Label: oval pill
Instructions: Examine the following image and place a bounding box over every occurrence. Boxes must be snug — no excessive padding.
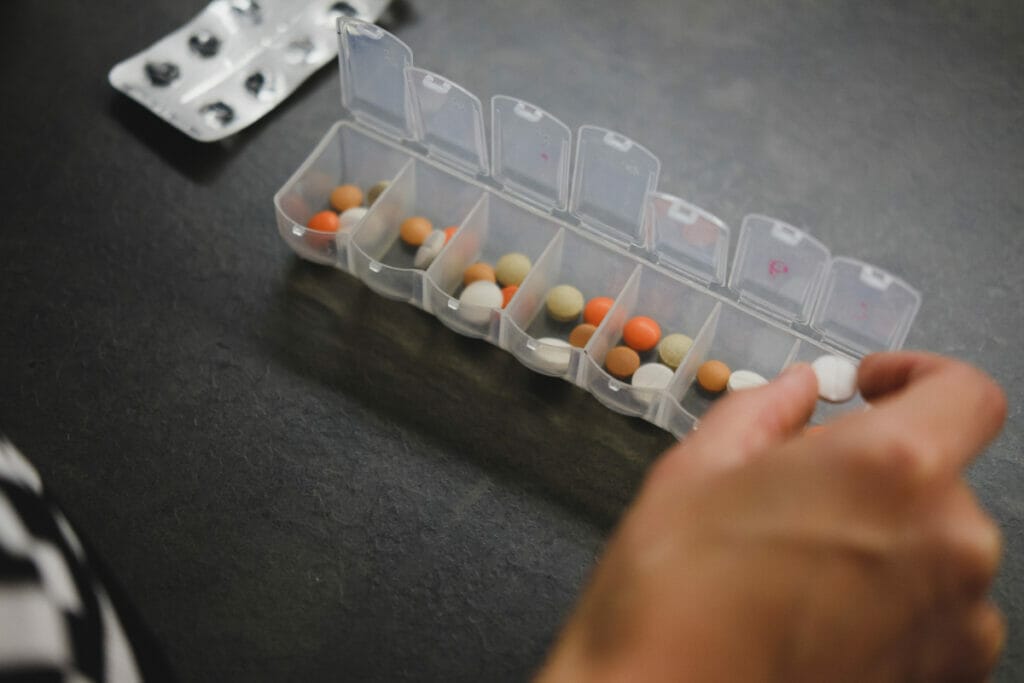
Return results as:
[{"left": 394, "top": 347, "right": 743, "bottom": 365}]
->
[
  {"left": 658, "top": 333, "right": 694, "bottom": 369},
  {"left": 632, "top": 363, "right": 675, "bottom": 391},
  {"left": 605, "top": 346, "right": 641, "bottom": 379},
  {"left": 329, "top": 184, "right": 363, "bottom": 212},
  {"left": 623, "top": 316, "right": 662, "bottom": 352},
  {"left": 583, "top": 297, "right": 615, "bottom": 326},
  {"left": 697, "top": 360, "right": 731, "bottom": 393},
  {"left": 458, "top": 281, "right": 503, "bottom": 325},
  {"left": 812, "top": 355, "right": 858, "bottom": 403},
  {"left": 307, "top": 210, "right": 339, "bottom": 233},
  {"left": 501, "top": 285, "right": 518, "bottom": 308},
  {"left": 568, "top": 323, "right": 597, "bottom": 348},
  {"left": 338, "top": 206, "right": 368, "bottom": 231},
  {"left": 413, "top": 230, "right": 446, "bottom": 269},
  {"left": 399, "top": 216, "right": 433, "bottom": 246},
  {"left": 546, "top": 285, "right": 585, "bottom": 322},
  {"left": 727, "top": 369, "right": 769, "bottom": 392},
  {"left": 535, "top": 337, "right": 572, "bottom": 372},
  {"left": 463, "top": 262, "right": 496, "bottom": 286},
  {"left": 495, "top": 253, "right": 532, "bottom": 286}
]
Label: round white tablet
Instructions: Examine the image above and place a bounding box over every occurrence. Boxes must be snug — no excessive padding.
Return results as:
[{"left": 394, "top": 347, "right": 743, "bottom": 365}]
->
[
  {"left": 631, "top": 362, "right": 675, "bottom": 391},
  {"left": 727, "top": 369, "right": 769, "bottom": 392},
  {"left": 338, "top": 206, "right": 368, "bottom": 231},
  {"left": 535, "top": 337, "right": 572, "bottom": 371},
  {"left": 413, "top": 230, "right": 445, "bottom": 269},
  {"left": 812, "top": 354, "right": 858, "bottom": 403},
  {"left": 457, "top": 281, "right": 503, "bottom": 324}
]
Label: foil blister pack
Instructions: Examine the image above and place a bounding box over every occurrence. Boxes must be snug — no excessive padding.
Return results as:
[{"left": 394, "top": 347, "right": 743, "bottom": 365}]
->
[{"left": 108, "top": 0, "right": 391, "bottom": 142}]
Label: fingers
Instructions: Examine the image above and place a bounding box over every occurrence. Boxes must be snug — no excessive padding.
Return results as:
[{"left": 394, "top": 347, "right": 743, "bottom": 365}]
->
[
  {"left": 821, "top": 352, "right": 1006, "bottom": 484},
  {"left": 651, "top": 363, "right": 818, "bottom": 486},
  {"left": 912, "top": 601, "right": 1005, "bottom": 683}
]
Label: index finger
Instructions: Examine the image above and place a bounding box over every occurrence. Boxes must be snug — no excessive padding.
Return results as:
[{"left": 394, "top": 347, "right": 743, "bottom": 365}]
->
[{"left": 822, "top": 352, "right": 1006, "bottom": 482}]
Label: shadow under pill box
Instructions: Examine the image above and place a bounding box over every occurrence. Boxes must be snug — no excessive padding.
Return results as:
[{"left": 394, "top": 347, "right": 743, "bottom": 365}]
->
[{"left": 274, "top": 19, "right": 922, "bottom": 438}]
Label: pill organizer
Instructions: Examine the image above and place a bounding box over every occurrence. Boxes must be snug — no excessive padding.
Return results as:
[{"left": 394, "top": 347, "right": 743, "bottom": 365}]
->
[
  {"left": 109, "top": 0, "right": 391, "bottom": 141},
  {"left": 274, "top": 19, "right": 922, "bottom": 437}
]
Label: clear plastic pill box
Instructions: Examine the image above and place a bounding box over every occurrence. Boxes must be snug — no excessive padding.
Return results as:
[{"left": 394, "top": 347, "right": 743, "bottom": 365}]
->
[{"left": 274, "top": 19, "right": 922, "bottom": 437}]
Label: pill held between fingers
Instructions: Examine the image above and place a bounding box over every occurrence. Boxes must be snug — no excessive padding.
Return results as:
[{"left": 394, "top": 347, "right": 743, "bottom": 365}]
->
[
  {"left": 623, "top": 316, "right": 662, "bottom": 352},
  {"left": 569, "top": 323, "right": 597, "bottom": 348},
  {"left": 458, "top": 281, "right": 503, "bottom": 325},
  {"left": 338, "top": 207, "right": 368, "bottom": 231},
  {"left": 812, "top": 354, "right": 859, "bottom": 403},
  {"left": 330, "top": 184, "right": 363, "bottom": 212},
  {"left": 463, "top": 262, "right": 496, "bottom": 286},
  {"left": 399, "top": 216, "right": 433, "bottom": 246},
  {"left": 697, "top": 360, "right": 731, "bottom": 393},
  {"left": 658, "top": 333, "right": 694, "bottom": 369},
  {"left": 367, "top": 181, "right": 389, "bottom": 205},
  {"left": 546, "top": 285, "right": 585, "bottom": 322},
  {"left": 727, "top": 369, "right": 769, "bottom": 392},
  {"left": 501, "top": 285, "right": 518, "bottom": 308},
  {"left": 605, "top": 346, "right": 641, "bottom": 380},
  {"left": 583, "top": 297, "right": 615, "bottom": 326},
  {"left": 535, "top": 337, "right": 573, "bottom": 371},
  {"left": 413, "top": 230, "right": 446, "bottom": 269},
  {"left": 632, "top": 363, "right": 675, "bottom": 391},
  {"left": 495, "top": 253, "right": 532, "bottom": 286}
]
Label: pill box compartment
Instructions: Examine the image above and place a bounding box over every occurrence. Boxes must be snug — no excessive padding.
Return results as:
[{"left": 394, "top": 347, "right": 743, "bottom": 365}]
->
[
  {"left": 273, "top": 19, "right": 923, "bottom": 436},
  {"left": 501, "top": 230, "right": 638, "bottom": 378},
  {"left": 425, "top": 194, "right": 561, "bottom": 341},
  {"left": 274, "top": 122, "right": 410, "bottom": 266}
]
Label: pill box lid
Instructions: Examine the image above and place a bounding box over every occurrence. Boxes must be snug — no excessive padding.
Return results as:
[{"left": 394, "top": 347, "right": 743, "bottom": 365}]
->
[
  {"left": 570, "top": 126, "right": 661, "bottom": 249},
  {"left": 337, "top": 19, "right": 414, "bottom": 139},
  {"left": 406, "top": 67, "right": 488, "bottom": 176},
  {"left": 811, "top": 257, "right": 922, "bottom": 354},
  {"left": 646, "top": 193, "right": 729, "bottom": 286},
  {"left": 729, "top": 214, "right": 831, "bottom": 323},
  {"left": 491, "top": 96, "right": 572, "bottom": 211}
]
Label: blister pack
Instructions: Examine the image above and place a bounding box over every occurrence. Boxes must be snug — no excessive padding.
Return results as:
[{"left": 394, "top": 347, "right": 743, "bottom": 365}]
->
[{"left": 108, "top": 0, "right": 391, "bottom": 141}]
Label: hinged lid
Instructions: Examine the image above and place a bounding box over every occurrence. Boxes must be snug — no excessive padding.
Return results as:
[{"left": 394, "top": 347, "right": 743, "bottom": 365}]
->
[
  {"left": 812, "top": 257, "right": 921, "bottom": 353},
  {"left": 405, "top": 67, "right": 488, "bottom": 175},
  {"left": 729, "top": 214, "right": 830, "bottom": 323},
  {"left": 570, "top": 126, "right": 660, "bottom": 248},
  {"left": 337, "top": 18, "right": 413, "bottom": 138},
  {"left": 490, "top": 96, "right": 571, "bottom": 211},
  {"left": 646, "top": 193, "right": 729, "bottom": 285}
]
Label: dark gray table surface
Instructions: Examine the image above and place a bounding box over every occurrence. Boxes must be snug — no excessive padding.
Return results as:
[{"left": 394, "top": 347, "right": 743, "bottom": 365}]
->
[{"left": 2, "top": 1, "right": 1022, "bottom": 680}]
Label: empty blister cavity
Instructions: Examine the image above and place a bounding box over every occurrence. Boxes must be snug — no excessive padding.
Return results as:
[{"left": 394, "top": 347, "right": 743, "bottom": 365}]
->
[
  {"left": 274, "top": 122, "right": 411, "bottom": 265},
  {"left": 583, "top": 266, "right": 717, "bottom": 419},
  {"left": 348, "top": 159, "right": 484, "bottom": 303},
  {"left": 425, "top": 194, "right": 560, "bottom": 340},
  {"left": 501, "top": 232, "right": 637, "bottom": 378}
]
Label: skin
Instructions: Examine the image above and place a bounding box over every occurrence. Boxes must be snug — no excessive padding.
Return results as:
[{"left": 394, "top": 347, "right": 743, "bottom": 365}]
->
[{"left": 538, "top": 352, "right": 1007, "bottom": 683}]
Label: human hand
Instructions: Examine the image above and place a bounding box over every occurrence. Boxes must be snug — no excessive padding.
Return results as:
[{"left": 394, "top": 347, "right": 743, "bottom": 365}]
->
[{"left": 538, "top": 352, "right": 1006, "bottom": 682}]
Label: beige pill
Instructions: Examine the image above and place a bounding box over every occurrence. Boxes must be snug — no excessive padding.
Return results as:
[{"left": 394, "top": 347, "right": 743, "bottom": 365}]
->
[
  {"left": 697, "top": 360, "right": 731, "bottom": 393},
  {"left": 545, "top": 284, "right": 584, "bottom": 322},
  {"left": 658, "top": 333, "right": 694, "bottom": 369},
  {"left": 495, "top": 252, "right": 532, "bottom": 286}
]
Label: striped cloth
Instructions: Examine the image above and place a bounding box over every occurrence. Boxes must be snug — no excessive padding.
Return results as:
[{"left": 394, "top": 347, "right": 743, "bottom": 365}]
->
[{"left": 0, "top": 438, "right": 142, "bottom": 682}]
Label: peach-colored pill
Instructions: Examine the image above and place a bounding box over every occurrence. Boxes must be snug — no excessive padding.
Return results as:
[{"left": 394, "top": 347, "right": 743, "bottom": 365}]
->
[
  {"left": 569, "top": 323, "right": 597, "bottom": 348},
  {"left": 329, "top": 184, "right": 363, "bottom": 212},
  {"left": 463, "top": 262, "right": 496, "bottom": 286},
  {"left": 605, "top": 346, "right": 641, "bottom": 379},
  {"left": 697, "top": 360, "right": 731, "bottom": 393},
  {"left": 400, "top": 216, "right": 433, "bottom": 246}
]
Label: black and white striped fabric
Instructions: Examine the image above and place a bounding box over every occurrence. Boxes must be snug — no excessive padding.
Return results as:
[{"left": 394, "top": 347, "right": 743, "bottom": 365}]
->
[{"left": 0, "top": 438, "right": 141, "bottom": 682}]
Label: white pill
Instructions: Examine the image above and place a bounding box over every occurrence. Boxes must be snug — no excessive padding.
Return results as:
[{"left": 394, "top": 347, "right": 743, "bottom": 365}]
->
[
  {"left": 457, "top": 281, "right": 503, "bottom": 325},
  {"left": 534, "top": 337, "right": 572, "bottom": 371},
  {"left": 727, "top": 369, "right": 769, "bottom": 392},
  {"left": 812, "top": 355, "right": 858, "bottom": 403},
  {"left": 413, "top": 230, "right": 445, "bottom": 269},
  {"left": 338, "top": 206, "right": 368, "bottom": 231},
  {"left": 631, "top": 363, "right": 675, "bottom": 391}
]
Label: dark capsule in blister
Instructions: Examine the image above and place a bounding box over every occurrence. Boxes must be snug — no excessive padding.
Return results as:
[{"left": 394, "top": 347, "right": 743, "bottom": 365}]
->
[
  {"left": 200, "top": 101, "right": 235, "bottom": 127},
  {"left": 188, "top": 30, "right": 221, "bottom": 58},
  {"left": 145, "top": 61, "right": 180, "bottom": 86}
]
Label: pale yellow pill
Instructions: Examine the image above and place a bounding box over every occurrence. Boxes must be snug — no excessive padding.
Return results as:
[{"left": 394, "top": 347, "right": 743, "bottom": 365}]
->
[
  {"left": 658, "top": 333, "right": 694, "bottom": 369},
  {"left": 495, "top": 252, "right": 532, "bottom": 286},
  {"left": 545, "top": 285, "right": 584, "bottom": 322}
]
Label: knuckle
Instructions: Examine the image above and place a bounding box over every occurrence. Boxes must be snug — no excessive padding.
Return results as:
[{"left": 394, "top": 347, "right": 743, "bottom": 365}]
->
[
  {"left": 856, "top": 424, "right": 935, "bottom": 485},
  {"left": 941, "top": 515, "right": 1002, "bottom": 594}
]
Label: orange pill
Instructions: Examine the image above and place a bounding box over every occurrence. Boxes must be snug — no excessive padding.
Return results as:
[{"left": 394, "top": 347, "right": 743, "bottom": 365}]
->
[
  {"left": 605, "top": 346, "right": 641, "bottom": 379},
  {"left": 569, "top": 323, "right": 597, "bottom": 348},
  {"left": 584, "top": 297, "right": 615, "bottom": 326},
  {"left": 501, "top": 285, "right": 518, "bottom": 308},
  {"left": 329, "top": 184, "right": 363, "bottom": 212},
  {"left": 623, "top": 316, "right": 662, "bottom": 352},
  {"left": 696, "top": 360, "right": 731, "bottom": 393},
  {"left": 443, "top": 226, "right": 459, "bottom": 244},
  {"left": 307, "top": 210, "right": 339, "bottom": 233},
  {"left": 463, "top": 262, "right": 496, "bottom": 286},
  {"left": 399, "top": 216, "right": 433, "bottom": 246}
]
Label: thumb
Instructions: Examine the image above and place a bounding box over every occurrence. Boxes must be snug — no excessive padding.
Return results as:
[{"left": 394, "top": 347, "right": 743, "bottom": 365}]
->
[{"left": 651, "top": 363, "right": 819, "bottom": 488}]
